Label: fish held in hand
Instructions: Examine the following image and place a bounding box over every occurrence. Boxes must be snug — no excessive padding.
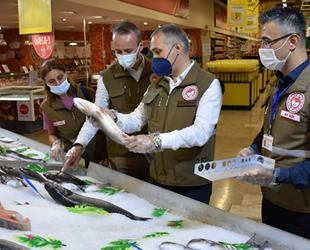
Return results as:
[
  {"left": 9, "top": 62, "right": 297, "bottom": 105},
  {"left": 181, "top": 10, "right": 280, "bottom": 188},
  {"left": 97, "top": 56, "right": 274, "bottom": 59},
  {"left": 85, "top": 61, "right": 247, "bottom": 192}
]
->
[
  {"left": 73, "top": 97, "right": 156, "bottom": 163},
  {"left": 44, "top": 181, "right": 151, "bottom": 221},
  {"left": 73, "top": 97, "right": 127, "bottom": 145}
]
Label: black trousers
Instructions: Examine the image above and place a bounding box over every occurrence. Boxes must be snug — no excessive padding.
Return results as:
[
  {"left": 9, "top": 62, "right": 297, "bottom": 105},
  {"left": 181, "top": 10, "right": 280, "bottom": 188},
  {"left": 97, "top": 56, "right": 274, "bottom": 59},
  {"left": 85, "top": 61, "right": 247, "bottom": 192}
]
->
[
  {"left": 262, "top": 198, "right": 310, "bottom": 239},
  {"left": 150, "top": 178, "right": 212, "bottom": 204}
]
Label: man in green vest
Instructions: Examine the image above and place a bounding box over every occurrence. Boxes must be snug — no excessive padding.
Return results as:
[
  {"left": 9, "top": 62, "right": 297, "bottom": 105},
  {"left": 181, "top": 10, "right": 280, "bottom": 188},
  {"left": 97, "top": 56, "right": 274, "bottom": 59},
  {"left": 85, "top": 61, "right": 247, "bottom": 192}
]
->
[
  {"left": 237, "top": 7, "right": 310, "bottom": 239},
  {"left": 63, "top": 21, "right": 153, "bottom": 182},
  {"left": 95, "top": 24, "right": 224, "bottom": 204}
]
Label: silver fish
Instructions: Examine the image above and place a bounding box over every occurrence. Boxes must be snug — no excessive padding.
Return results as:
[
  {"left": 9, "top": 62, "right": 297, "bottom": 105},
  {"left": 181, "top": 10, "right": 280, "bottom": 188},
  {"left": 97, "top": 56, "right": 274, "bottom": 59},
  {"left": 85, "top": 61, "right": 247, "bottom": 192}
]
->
[
  {"left": 160, "top": 241, "right": 192, "bottom": 250},
  {"left": 73, "top": 98, "right": 156, "bottom": 164},
  {"left": 44, "top": 181, "right": 151, "bottom": 221},
  {"left": 0, "top": 146, "right": 44, "bottom": 163},
  {"left": 0, "top": 166, "right": 27, "bottom": 187},
  {"left": 19, "top": 167, "right": 46, "bottom": 183},
  {"left": 187, "top": 239, "right": 228, "bottom": 250},
  {"left": 43, "top": 170, "right": 109, "bottom": 192},
  {"left": 0, "top": 139, "right": 25, "bottom": 148},
  {"left": 0, "top": 239, "right": 31, "bottom": 250}
]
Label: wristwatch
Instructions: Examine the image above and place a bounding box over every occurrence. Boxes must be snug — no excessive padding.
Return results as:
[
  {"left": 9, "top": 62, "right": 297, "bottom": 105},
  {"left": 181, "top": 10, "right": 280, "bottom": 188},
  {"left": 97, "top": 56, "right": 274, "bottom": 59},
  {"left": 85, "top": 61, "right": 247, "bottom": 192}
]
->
[{"left": 152, "top": 133, "right": 162, "bottom": 152}]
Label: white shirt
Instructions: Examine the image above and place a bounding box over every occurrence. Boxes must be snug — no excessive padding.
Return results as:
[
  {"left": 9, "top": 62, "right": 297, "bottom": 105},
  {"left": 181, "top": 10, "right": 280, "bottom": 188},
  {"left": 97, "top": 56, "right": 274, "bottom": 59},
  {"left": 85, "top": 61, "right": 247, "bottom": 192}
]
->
[
  {"left": 117, "top": 61, "right": 223, "bottom": 150},
  {"left": 75, "top": 56, "right": 146, "bottom": 147}
]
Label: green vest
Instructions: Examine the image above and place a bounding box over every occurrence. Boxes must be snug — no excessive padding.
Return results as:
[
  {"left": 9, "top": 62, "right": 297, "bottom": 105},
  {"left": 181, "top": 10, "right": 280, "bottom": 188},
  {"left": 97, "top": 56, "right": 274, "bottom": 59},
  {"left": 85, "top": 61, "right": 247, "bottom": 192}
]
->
[
  {"left": 41, "top": 87, "right": 107, "bottom": 164},
  {"left": 100, "top": 56, "right": 153, "bottom": 156},
  {"left": 262, "top": 64, "right": 310, "bottom": 213},
  {"left": 142, "top": 62, "right": 223, "bottom": 186}
]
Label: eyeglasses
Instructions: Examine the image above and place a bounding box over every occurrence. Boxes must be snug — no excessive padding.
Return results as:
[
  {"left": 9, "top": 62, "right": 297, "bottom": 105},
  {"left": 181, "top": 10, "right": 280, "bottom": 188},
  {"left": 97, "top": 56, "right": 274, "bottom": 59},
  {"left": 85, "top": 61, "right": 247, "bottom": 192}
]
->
[{"left": 259, "top": 33, "right": 298, "bottom": 48}]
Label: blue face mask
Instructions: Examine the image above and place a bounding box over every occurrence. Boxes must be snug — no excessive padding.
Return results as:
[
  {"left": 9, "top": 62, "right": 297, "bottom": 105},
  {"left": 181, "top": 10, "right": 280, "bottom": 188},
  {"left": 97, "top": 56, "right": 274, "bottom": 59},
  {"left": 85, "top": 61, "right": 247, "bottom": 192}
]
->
[
  {"left": 49, "top": 78, "right": 70, "bottom": 96},
  {"left": 151, "top": 45, "right": 179, "bottom": 77}
]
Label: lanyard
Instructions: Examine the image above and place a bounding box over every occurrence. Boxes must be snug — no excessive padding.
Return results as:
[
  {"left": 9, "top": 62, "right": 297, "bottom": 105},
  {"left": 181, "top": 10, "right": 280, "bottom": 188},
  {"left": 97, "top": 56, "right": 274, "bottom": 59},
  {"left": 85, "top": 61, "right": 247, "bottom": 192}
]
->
[{"left": 269, "top": 83, "right": 293, "bottom": 134}]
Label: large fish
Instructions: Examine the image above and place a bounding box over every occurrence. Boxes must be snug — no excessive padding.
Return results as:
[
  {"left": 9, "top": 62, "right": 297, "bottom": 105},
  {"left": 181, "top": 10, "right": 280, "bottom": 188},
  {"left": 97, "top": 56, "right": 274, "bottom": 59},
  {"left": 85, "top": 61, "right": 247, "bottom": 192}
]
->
[
  {"left": 73, "top": 98, "right": 156, "bottom": 163},
  {"left": 43, "top": 170, "right": 109, "bottom": 192},
  {"left": 0, "top": 239, "right": 31, "bottom": 250},
  {"left": 44, "top": 181, "right": 151, "bottom": 221},
  {"left": 159, "top": 241, "right": 192, "bottom": 250}
]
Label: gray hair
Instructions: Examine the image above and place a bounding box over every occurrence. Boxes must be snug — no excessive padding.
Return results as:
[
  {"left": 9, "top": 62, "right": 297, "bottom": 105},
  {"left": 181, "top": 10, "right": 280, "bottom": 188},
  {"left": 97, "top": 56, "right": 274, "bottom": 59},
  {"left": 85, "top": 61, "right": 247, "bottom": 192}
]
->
[
  {"left": 151, "top": 24, "right": 189, "bottom": 55},
  {"left": 259, "top": 6, "right": 306, "bottom": 48},
  {"left": 113, "top": 21, "right": 141, "bottom": 45}
]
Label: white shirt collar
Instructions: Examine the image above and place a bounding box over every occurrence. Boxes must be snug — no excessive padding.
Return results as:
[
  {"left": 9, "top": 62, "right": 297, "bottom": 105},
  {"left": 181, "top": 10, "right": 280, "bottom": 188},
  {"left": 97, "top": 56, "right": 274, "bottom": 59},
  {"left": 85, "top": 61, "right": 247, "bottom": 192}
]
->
[{"left": 165, "top": 60, "right": 194, "bottom": 87}]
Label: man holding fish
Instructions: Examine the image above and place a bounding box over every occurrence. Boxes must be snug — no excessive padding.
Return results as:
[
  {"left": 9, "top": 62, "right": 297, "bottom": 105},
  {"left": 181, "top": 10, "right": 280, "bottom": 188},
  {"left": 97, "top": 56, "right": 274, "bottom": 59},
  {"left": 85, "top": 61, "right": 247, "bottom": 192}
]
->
[
  {"left": 73, "top": 24, "right": 224, "bottom": 204},
  {"left": 64, "top": 21, "right": 153, "bottom": 182}
]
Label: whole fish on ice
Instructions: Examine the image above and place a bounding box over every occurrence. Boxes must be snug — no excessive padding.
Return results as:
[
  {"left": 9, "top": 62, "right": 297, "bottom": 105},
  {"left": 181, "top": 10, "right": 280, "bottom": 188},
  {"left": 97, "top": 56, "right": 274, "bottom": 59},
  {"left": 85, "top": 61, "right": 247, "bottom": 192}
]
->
[
  {"left": 0, "top": 238, "right": 31, "bottom": 250},
  {"left": 44, "top": 181, "right": 151, "bottom": 221},
  {"left": 0, "top": 138, "right": 25, "bottom": 148},
  {"left": 159, "top": 241, "right": 192, "bottom": 250},
  {"left": 19, "top": 167, "right": 46, "bottom": 183},
  {"left": 0, "top": 146, "right": 44, "bottom": 163},
  {"left": 43, "top": 170, "right": 109, "bottom": 192},
  {"left": 0, "top": 166, "right": 27, "bottom": 187},
  {"left": 73, "top": 98, "right": 156, "bottom": 163}
]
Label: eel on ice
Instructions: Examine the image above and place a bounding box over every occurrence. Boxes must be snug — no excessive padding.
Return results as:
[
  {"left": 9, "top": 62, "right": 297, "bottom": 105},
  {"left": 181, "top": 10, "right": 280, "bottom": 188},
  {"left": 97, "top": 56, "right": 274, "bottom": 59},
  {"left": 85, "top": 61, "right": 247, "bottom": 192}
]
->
[{"left": 44, "top": 181, "right": 151, "bottom": 221}]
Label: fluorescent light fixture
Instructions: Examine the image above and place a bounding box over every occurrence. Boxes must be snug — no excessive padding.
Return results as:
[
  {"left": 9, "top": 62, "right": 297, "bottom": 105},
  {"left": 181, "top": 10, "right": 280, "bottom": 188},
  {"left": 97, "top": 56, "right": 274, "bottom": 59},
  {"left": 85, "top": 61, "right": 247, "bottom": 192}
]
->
[
  {"left": 283, "top": 3, "right": 287, "bottom": 6},
  {"left": 69, "top": 37, "right": 77, "bottom": 46},
  {"left": 88, "top": 21, "right": 92, "bottom": 24},
  {"left": 143, "top": 22, "right": 148, "bottom": 25},
  {"left": 0, "top": 33, "right": 7, "bottom": 46},
  {"left": 282, "top": 0, "right": 286, "bottom": 2}
]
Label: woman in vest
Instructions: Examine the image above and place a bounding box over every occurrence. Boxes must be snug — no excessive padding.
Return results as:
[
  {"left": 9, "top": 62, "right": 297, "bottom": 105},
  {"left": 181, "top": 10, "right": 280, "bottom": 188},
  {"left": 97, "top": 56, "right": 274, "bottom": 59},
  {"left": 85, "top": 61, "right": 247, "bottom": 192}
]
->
[{"left": 40, "top": 59, "right": 107, "bottom": 168}]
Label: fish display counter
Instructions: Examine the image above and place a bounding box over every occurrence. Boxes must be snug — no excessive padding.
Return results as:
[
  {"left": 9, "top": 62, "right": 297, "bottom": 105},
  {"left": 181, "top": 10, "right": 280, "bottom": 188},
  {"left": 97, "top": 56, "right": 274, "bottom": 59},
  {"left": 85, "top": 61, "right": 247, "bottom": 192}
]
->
[{"left": 0, "top": 128, "right": 310, "bottom": 250}]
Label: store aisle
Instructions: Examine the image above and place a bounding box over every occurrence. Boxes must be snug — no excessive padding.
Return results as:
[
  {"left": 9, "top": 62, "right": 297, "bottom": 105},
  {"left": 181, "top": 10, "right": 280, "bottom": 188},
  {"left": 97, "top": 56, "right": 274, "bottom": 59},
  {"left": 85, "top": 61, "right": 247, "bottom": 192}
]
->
[{"left": 22, "top": 84, "right": 270, "bottom": 221}]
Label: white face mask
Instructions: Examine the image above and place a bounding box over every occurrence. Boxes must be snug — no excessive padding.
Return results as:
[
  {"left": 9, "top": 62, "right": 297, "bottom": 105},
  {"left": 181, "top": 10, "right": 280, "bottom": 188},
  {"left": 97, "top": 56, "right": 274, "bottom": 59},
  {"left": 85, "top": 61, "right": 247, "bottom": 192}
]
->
[
  {"left": 259, "top": 36, "right": 291, "bottom": 71},
  {"left": 49, "top": 78, "right": 70, "bottom": 96},
  {"left": 116, "top": 45, "right": 140, "bottom": 69}
]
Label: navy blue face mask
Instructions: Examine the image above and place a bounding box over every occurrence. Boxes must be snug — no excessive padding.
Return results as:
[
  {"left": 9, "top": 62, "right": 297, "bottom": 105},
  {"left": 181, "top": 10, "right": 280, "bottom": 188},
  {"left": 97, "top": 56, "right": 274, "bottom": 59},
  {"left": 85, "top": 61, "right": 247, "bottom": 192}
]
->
[{"left": 151, "top": 45, "right": 179, "bottom": 77}]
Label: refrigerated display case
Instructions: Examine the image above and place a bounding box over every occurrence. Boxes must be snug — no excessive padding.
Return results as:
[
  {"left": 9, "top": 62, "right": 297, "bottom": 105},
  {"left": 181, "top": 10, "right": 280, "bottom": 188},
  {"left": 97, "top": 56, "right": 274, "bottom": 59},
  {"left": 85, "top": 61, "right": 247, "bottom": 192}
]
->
[{"left": 0, "top": 86, "right": 44, "bottom": 133}]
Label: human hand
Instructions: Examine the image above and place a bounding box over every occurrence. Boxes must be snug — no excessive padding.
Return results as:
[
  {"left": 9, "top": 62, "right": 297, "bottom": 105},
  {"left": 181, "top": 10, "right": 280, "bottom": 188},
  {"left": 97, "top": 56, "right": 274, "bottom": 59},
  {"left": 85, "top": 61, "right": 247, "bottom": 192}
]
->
[
  {"left": 61, "top": 145, "right": 83, "bottom": 172},
  {"left": 236, "top": 168, "right": 280, "bottom": 187},
  {"left": 50, "top": 139, "right": 64, "bottom": 162},
  {"left": 124, "top": 135, "right": 156, "bottom": 154},
  {"left": 237, "top": 147, "right": 255, "bottom": 157}
]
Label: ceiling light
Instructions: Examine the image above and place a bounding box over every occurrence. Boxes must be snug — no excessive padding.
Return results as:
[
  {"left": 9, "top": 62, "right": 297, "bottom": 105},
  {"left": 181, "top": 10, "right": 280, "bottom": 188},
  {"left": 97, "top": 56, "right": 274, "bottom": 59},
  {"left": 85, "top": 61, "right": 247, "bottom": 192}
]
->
[
  {"left": 282, "top": 0, "right": 286, "bottom": 2},
  {"left": 0, "top": 33, "right": 7, "bottom": 46},
  {"left": 158, "top": 25, "right": 161, "bottom": 28},
  {"left": 62, "top": 18, "right": 66, "bottom": 21},
  {"left": 143, "top": 22, "right": 148, "bottom": 25},
  {"left": 69, "top": 37, "right": 77, "bottom": 46},
  {"left": 283, "top": 3, "right": 287, "bottom": 7},
  {"left": 88, "top": 21, "right": 92, "bottom": 24},
  {"left": 24, "top": 34, "right": 32, "bottom": 45}
]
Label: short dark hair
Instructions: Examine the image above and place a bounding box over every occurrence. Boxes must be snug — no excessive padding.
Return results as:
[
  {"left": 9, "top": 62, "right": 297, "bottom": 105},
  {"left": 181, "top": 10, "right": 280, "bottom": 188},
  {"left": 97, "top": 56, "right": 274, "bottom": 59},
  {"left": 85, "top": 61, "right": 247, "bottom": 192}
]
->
[
  {"left": 259, "top": 6, "right": 306, "bottom": 48},
  {"left": 113, "top": 21, "right": 141, "bottom": 45},
  {"left": 151, "top": 24, "right": 189, "bottom": 55}
]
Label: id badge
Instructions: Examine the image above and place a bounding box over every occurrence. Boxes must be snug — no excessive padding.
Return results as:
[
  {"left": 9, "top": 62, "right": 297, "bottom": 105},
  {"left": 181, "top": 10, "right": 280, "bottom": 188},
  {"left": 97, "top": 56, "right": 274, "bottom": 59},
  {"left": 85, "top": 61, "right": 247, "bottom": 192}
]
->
[{"left": 262, "top": 134, "right": 273, "bottom": 151}]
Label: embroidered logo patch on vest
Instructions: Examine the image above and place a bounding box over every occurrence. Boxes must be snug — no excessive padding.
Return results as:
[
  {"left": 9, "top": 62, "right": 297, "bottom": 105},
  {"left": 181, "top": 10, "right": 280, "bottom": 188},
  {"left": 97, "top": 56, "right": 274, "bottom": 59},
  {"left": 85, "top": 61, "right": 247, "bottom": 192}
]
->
[
  {"left": 53, "top": 120, "right": 66, "bottom": 126},
  {"left": 286, "top": 92, "right": 305, "bottom": 114},
  {"left": 149, "top": 73, "right": 158, "bottom": 83},
  {"left": 182, "top": 85, "right": 198, "bottom": 100}
]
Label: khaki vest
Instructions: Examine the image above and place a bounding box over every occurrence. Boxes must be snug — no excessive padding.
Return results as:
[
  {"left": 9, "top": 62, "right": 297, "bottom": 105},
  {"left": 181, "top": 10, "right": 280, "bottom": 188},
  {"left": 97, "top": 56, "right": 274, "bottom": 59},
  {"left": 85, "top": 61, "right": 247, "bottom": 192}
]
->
[
  {"left": 262, "top": 64, "right": 310, "bottom": 213},
  {"left": 41, "top": 87, "right": 107, "bottom": 163},
  {"left": 142, "top": 62, "right": 223, "bottom": 186},
  {"left": 100, "top": 56, "right": 153, "bottom": 156}
]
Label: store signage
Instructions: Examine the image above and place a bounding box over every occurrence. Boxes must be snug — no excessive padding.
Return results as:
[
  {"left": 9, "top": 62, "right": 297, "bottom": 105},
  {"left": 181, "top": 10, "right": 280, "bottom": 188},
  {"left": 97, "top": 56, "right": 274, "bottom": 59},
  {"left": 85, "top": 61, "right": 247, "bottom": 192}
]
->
[
  {"left": 32, "top": 29, "right": 54, "bottom": 59},
  {"left": 17, "top": 101, "right": 34, "bottom": 121}
]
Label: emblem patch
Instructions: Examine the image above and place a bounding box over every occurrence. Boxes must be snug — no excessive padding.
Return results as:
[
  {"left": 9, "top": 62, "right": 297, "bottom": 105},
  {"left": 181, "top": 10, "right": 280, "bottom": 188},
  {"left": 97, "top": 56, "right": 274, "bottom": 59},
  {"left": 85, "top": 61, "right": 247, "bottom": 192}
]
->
[
  {"left": 286, "top": 92, "right": 305, "bottom": 114},
  {"left": 149, "top": 73, "right": 158, "bottom": 83},
  {"left": 182, "top": 85, "right": 198, "bottom": 100},
  {"left": 53, "top": 120, "right": 66, "bottom": 126}
]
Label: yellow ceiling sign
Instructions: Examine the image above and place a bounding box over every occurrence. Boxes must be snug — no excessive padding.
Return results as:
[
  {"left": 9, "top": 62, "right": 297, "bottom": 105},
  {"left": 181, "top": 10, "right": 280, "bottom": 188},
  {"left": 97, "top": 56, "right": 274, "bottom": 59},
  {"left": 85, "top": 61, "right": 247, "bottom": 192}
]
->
[
  {"left": 227, "top": 0, "right": 247, "bottom": 27},
  {"left": 18, "top": 0, "right": 52, "bottom": 34}
]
